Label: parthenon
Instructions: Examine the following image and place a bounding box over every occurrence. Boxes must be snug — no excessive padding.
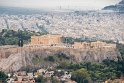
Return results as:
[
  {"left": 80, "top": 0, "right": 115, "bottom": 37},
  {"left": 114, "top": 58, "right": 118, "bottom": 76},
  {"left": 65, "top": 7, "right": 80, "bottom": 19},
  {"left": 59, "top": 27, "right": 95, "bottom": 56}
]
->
[{"left": 31, "top": 34, "right": 62, "bottom": 46}]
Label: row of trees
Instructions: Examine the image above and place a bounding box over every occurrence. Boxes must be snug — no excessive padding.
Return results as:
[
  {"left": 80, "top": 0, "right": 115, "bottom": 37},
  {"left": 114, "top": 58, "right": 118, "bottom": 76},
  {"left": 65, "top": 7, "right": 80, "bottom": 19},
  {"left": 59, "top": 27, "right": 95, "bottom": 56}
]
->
[
  {"left": 0, "top": 29, "right": 44, "bottom": 45},
  {"left": 70, "top": 59, "right": 124, "bottom": 83}
]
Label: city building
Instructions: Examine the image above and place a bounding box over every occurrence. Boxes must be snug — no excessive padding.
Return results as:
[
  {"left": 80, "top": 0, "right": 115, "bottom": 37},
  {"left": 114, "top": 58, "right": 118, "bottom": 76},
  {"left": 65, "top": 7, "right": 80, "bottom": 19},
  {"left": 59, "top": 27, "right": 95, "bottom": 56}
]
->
[{"left": 7, "top": 71, "right": 35, "bottom": 83}]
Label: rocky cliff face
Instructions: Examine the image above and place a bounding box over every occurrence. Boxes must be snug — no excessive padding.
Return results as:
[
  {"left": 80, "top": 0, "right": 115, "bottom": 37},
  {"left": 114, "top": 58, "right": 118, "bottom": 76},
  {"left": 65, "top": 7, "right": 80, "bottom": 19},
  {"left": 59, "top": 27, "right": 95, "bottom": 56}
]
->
[
  {"left": 103, "top": 0, "right": 124, "bottom": 12},
  {"left": 0, "top": 45, "right": 121, "bottom": 72}
]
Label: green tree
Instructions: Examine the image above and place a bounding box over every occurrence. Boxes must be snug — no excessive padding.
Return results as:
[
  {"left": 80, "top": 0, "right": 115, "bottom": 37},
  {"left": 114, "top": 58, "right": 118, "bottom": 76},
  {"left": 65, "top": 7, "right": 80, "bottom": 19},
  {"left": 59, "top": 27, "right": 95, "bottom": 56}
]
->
[
  {"left": 44, "top": 56, "right": 55, "bottom": 62},
  {"left": 0, "top": 71, "right": 8, "bottom": 83},
  {"left": 71, "top": 68, "right": 91, "bottom": 83}
]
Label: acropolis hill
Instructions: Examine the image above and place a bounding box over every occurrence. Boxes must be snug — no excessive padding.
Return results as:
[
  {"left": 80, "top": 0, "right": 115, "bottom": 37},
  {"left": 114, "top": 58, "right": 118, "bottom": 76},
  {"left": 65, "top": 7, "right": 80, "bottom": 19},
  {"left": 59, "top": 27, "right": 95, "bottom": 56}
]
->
[{"left": 0, "top": 34, "right": 121, "bottom": 72}]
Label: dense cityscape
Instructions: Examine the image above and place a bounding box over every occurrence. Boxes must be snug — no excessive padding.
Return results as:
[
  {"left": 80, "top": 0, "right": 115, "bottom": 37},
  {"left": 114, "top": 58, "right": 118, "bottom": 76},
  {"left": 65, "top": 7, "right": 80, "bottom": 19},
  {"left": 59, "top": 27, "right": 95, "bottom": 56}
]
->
[
  {"left": 0, "top": 11, "right": 124, "bottom": 41},
  {"left": 0, "top": 0, "right": 124, "bottom": 83}
]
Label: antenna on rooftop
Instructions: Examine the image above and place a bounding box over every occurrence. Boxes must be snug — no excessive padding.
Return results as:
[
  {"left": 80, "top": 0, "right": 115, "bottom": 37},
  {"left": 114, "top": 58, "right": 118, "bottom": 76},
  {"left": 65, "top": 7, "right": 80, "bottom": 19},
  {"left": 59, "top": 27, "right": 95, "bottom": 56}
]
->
[
  {"left": 67, "top": 0, "right": 70, "bottom": 10},
  {"left": 58, "top": 0, "right": 61, "bottom": 10},
  {"left": 60, "top": 6, "right": 62, "bottom": 10}
]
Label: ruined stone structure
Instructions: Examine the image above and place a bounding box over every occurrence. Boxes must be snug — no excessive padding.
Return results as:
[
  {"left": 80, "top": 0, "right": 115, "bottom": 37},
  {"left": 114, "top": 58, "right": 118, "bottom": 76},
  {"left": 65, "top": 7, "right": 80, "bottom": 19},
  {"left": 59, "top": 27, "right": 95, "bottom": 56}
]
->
[
  {"left": 31, "top": 34, "right": 62, "bottom": 46},
  {"left": 73, "top": 41, "right": 116, "bottom": 49},
  {"left": 30, "top": 34, "right": 116, "bottom": 49},
  {"left": 72, "top": 42, "right": 90, "bottom": 49}
]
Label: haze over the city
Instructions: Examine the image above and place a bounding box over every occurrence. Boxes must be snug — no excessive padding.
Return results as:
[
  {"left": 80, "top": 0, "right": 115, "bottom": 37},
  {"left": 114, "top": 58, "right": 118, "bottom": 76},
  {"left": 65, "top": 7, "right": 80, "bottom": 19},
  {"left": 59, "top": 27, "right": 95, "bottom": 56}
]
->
[{"left": 0, "top": 0, "right": 121, "bottom": 10}]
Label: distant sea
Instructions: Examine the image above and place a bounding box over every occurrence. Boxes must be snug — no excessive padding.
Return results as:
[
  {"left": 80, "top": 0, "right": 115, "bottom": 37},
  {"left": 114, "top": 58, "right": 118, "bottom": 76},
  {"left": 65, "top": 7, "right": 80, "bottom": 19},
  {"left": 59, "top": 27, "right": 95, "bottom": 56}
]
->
[
  {"left": 0, "top": 6, "right": 124, "bottom": 15},
  {"left": 0, "top": 6, "right": 50, "bottom": 15}
]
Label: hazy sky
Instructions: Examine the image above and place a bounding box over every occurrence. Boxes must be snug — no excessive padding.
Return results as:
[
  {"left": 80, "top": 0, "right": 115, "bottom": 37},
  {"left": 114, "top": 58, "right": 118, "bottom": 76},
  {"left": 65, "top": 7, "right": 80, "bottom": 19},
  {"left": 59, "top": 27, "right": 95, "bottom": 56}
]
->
[{"left": 0, "top": 0, "right": 121, "bottom": 10}]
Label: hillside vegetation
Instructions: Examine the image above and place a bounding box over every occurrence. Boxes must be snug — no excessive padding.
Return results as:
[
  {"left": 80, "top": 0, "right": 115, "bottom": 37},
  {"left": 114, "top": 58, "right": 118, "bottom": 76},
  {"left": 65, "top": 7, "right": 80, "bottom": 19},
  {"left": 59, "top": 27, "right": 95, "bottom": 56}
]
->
[{"left": 0, "top": 29, "right": 45, "bottom": 45}]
